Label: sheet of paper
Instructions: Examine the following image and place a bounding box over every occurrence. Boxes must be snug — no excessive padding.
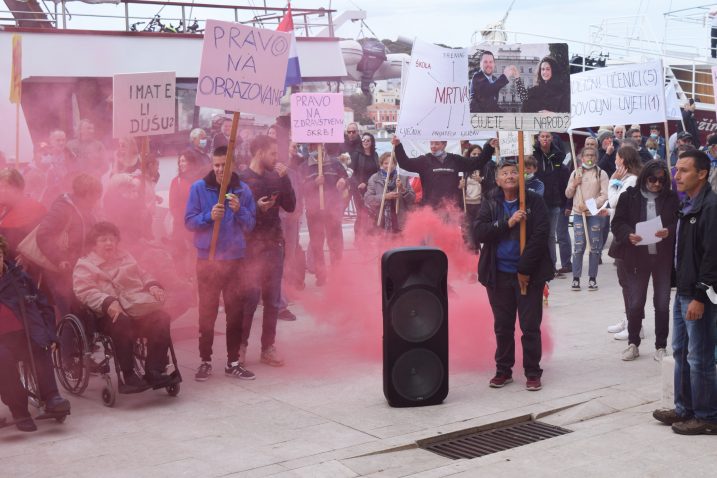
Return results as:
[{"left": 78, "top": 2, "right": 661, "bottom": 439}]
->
[
  {"left": 707, "top": 286, "right": 717, "bottom": 305},
  {"left": 585, "top": 198, "right": 599, "bottom": 216},
  {"left": 635, "top": 216, "right": 663, "bottom": 246}
]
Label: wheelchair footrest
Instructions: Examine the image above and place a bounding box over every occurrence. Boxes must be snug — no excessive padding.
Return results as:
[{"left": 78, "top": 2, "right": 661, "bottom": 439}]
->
[{"left": 36, "top": 411, "right": 70, "bottom": 421}]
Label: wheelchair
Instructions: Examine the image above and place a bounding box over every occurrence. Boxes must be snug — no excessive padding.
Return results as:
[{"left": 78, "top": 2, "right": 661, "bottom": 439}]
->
[{"left": 53, "top": 310, "right": 182, "bottom": 407}]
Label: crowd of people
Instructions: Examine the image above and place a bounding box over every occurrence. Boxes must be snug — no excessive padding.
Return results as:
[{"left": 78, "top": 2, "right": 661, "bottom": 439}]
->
[{"left": 1, "top": 108, "right": 717, "bottom": 436}]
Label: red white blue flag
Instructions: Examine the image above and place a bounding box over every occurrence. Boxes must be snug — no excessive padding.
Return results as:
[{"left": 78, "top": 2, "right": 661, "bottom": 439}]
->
[{"left": 277, "top": 3, "right": 302, "bottom": 87}]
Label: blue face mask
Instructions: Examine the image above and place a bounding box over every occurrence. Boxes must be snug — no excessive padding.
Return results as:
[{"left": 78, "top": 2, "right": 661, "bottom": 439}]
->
[
  {"left": 650, "top": 133, "right": 658, "bottom": 139},
  {"left": 491, "top": 155, "right": 497, "bottom": 163},
  {"left": 525, "top": 173, "right": 535, "bottom": 180},
  {"left": 648, "top": 149, "right": 657, "bottom": 157},
  {"left": 431, "top": 150, "right": 445, "bottom": 158},
  {"left": 199, "top": 138, "right": 208, "bottom": 149}
]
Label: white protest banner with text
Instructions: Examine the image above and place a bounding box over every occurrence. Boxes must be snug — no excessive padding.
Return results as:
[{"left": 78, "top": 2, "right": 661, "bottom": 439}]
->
[
  {"left": 112, "top": 71, "right": 176, "bottom": 138},
  {"left": 397, "top": 39, "right": 474, "bottom": 140},
  {"left": 290, "top": 93, "right": 344, "bottom": 143},
  {"left": 570, "top": 60, "right": 665, "bottom": 129},
  {"left": 196, "top": 20, "right": 291, "bottom": 116}
]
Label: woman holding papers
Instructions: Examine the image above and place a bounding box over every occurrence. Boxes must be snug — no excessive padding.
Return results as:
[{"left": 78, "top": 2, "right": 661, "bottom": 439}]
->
[
  {"left": 605, "top": 146, "right": 643, "bottom": 340},
  {"left": 565, "top": 146, "right": 609, "bottom": 291},
  {"left": 609, "top": 160, "right": 678, "bottom": 362}
]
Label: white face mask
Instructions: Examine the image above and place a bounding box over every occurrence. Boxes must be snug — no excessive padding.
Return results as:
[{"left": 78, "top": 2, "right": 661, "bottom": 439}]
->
[
  {"left": 491, "top": 155, "right": 497, "bottom": 163},
  {"left": 525, "top": 173, "right": 535, "bottom": 180}
]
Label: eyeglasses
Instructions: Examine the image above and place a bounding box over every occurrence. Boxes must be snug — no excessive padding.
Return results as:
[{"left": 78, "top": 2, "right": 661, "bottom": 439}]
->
[{"left": 347, "top": 130, "right": 358, "bottom": 134}]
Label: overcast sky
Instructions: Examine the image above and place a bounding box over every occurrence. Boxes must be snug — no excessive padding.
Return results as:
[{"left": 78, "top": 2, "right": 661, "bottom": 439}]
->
[{"left": 30, "top": 0, "right": 717, "bottom": 59}]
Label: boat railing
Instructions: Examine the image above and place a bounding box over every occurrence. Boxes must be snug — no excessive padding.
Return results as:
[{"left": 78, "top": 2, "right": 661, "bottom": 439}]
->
[{"left": 0, "top": 0, "right": 338, "bottom": 36}]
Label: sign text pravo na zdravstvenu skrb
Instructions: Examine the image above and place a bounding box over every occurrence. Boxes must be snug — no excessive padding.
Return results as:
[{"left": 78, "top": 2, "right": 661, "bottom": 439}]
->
[{"left": 292, "top": 94, "right": 344, "bottom": 139}]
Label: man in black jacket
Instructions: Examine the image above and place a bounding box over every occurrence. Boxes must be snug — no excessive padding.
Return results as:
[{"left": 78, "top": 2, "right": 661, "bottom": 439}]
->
[
  {"left": 390, "top": 136, "right": 496, "bottom": 210},
  {"left": 239, "top": 135, "right": 296, "bottom": 367},
  {"left": 469, "top": 51, "right": 518, "bottom": 113},
  {"left": 653, "top": 150, "right": 717, "bottom": 435},
  {"left": 474, "top": 159, "right": 553, "bottom": 392},
  {"left": 533, "top": 132, "right": 569, "bottom": 272}
]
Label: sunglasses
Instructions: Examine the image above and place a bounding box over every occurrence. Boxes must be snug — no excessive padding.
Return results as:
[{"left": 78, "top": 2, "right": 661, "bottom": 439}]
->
[
  {"left": 347, "top": 130, "right": 358, "bottom": 134},
  {"left": 647, "top": 175, "right": 665, "bottom": 184}
]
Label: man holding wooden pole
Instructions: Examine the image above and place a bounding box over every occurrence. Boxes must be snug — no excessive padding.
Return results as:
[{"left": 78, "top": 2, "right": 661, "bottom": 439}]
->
[
  {"left": 185, "top": 144, "right": 256, "bottom": 382},
  {"left": 474, "top": 157, "right": 553, "bottom": 392}
]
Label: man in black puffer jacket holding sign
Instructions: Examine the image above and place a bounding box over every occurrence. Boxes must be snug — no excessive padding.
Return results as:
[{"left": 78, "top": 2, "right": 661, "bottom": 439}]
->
[{"left": 474, "top": 159, "right": 553, "bottom": 393}]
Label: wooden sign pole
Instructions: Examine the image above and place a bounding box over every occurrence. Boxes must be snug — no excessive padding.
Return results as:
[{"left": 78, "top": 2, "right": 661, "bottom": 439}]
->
[
  {"left": 209, "top": 111, "right": 240, "bottom": 260},
  {"left": 318, "top": 144, "right": 325, "bottom": 211},
  {"left": 518, "top": 131, "right": 527, "bottom": 295}
]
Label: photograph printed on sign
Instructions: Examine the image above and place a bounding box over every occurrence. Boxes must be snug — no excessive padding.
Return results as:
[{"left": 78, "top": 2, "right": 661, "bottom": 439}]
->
[{"left": 468, "top": 43, "right": 570, "bottom": 132}]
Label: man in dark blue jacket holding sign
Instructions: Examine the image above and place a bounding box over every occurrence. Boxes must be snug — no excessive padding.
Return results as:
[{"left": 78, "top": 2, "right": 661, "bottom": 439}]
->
[
  {"left": 185, "top": 145, "right": 256, "bottom": 382},
  {"left": 474, "top": 159, "right": 553, "bottom": 392}
]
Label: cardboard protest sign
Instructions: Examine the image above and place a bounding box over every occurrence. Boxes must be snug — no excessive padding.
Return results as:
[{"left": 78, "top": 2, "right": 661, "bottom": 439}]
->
[
  {"left": 469, "top": 43, "right": 570, "bottom": 132},
  {"left": 397, "top": 39, "right": 475, "bottom": 140},
  {"left": 499, "top": 131, "right": 535, "bottom": 157},
  {"left": 290, "top": 93, "right": 344, "bottom": 143},
  {"left": 112, "top": 71, "right": 176, "bottom": 138},
  {"left": 570, "top": 60, "right": 665, "bottom": 129},
  {"left": 196, "top": 20, "right": 291, "bottom": 116}
]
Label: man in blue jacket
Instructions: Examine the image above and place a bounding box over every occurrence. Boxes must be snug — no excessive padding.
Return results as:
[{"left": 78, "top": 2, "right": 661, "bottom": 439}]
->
[{"left": 185, "top": 145, "right": 256, "bottom": 382}]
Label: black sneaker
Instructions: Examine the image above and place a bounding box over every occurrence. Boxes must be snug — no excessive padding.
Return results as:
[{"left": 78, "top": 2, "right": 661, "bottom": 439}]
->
[
  {"left": 588, "top": 278, "right": 598, "bottom": 291},
  {"left": 195, "top": 362, "right": 212, "bottom": 382},
  {"left": 225, "top": 362, "right": 256, "bottom": 380},
  {"left": 571, "top": 279, "right": 580, "bottom": 291},
  {"left": 557, "top": 265, "right": 572, "bottom": 274}
]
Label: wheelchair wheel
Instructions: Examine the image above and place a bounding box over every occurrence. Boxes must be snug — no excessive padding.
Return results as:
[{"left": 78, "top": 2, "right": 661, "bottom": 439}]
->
[
  {"left": 18, "top": 361, "right": 40, "bottom": 409},
  {"left": 166, "top": 382, "right": 180, "bottom": 397},
  {"left": 101, "top": 376, "right": 116, "bottom": 407},
  {"left": 54, "top": 314, "right": 91, "bottom": 395}
]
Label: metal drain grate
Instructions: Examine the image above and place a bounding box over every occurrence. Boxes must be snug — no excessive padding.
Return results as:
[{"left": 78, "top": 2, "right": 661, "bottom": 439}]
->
[{"left": 420, "top": 420, "right": 572, "bottom": 460}]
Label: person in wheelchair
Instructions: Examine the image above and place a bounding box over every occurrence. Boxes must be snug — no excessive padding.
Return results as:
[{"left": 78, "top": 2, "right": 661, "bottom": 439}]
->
[
  {"left": 0, "top": 235, "right": 71, "bottom": 432},
  {"left": 72, "top": 222, "right": 175, "bottom": 393}
]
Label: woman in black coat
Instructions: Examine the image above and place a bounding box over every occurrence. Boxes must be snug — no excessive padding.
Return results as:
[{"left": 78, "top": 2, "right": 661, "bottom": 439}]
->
[
  {"left": 609, "top": 160, "right": 679, "bottom": 362},
  {"left": 349, "top": 132, "right": 379, "bottom": 241}
]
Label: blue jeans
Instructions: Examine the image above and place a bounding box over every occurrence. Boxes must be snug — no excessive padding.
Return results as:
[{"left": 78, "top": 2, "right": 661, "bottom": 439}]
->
[
  {"left": 556, "top": 210, "right": 572, "bottom": 268},
  {"left": 672, "top": 294, "right": 717, "bottom": 421},
  {"left": 572, "top": 214, "right": 603, "bottom": 280},
  {"left": 547, "top": 207, "right": 560, "bottom": 267}
]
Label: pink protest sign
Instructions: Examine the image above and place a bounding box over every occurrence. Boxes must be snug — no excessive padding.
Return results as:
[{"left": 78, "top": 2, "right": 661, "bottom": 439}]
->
[
  {"left": 112, "top": 71, "right": 176, "bottom": 138},
  {"left": 290, "top": 93, "right": 345, "bottom": 143},
  {"left": 196, "top": 20, "right": 291, "bottom": 116}
]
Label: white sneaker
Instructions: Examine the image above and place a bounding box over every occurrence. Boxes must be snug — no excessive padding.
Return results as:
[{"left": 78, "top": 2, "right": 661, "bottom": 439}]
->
[
  {"left": 614, "top": 326, "right": 644, "bottom": 341},
  {"left": 607, "top": 319, "right": 627, "bottom": 334},
  {"left": 654, "top": 348, "right": 668, "bottom": 362},
  {"left": 622, "top": 344, "right": 639, "bottom": 361}
]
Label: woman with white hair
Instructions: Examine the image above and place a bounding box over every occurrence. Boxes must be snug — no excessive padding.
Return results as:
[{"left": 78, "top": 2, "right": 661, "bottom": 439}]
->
[{"left": 189, "top": 128, "right": 210, "bottom": 166}]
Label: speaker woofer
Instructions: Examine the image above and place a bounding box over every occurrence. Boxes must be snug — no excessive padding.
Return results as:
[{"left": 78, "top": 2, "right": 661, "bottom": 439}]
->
[
  {"left": 391, "top": 348, "right": 445, "bottom": 401},
  {"left": 390, "top": 287, "right": 444, "bottom": 343}
]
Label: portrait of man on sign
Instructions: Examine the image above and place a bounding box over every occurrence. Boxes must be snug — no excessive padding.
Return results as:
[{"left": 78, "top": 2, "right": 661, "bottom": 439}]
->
[{"left": 469, "top": 50, "right": 519, "bottom": 113}]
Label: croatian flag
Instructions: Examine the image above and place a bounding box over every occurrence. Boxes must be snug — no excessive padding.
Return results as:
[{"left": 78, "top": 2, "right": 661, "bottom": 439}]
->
[{"left": 277, "top": 3, "right": 302, "bottom": 87}]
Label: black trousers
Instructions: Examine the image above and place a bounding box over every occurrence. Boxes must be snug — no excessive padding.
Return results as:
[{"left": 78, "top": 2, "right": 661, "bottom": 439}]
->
[
  {"left": 624, "top": 257, "right": 672, "bottom": 349},
  {"left": 102, "top": 310, "right": 171, "bottom": 374},
  {"left": 0, "top": 331, "right": 59, "bottom": 418},
  {"left": 486, "top": 271, "right": 544, "bottom": 378},
  {"left": 196, "top": 259, "right": 246, "bottom": 363}
]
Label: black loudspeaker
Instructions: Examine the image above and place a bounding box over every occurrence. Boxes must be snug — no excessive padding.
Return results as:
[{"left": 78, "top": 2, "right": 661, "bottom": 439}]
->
[{"left": 382, "top": 247, "right": 448, "bottom": 407}]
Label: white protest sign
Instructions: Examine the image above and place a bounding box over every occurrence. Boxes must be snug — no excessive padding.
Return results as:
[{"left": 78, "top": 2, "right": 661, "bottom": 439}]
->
[
  {"left": 112, "top": 71, "right": 176, "bottom": 138},
  {"left": 570, "top": 60, "right": 665, "bottom": 129},
  {"left": 665, "top": 81, "right": 682, "bottom": 121},
  {"left": 397, "top": 39, "right": 474, "bottom": 140},
  {"left": 290, "top": 93, "right": 344, "bottom": 143},
  {"left": 196, "top": 20, "right": 291, "bottom": 116},
  {"left": 498, "top": 131, "right": 535, "bottom": 157}
]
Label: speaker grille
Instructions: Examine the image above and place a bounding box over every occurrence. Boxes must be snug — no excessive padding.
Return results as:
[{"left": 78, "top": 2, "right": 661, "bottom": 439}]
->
[
  {"left": 390, "top": 288, "right": 445, "bottom": 343},
  {"left": 391, "top": 348, "right": 445, "bottom": 401}
]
